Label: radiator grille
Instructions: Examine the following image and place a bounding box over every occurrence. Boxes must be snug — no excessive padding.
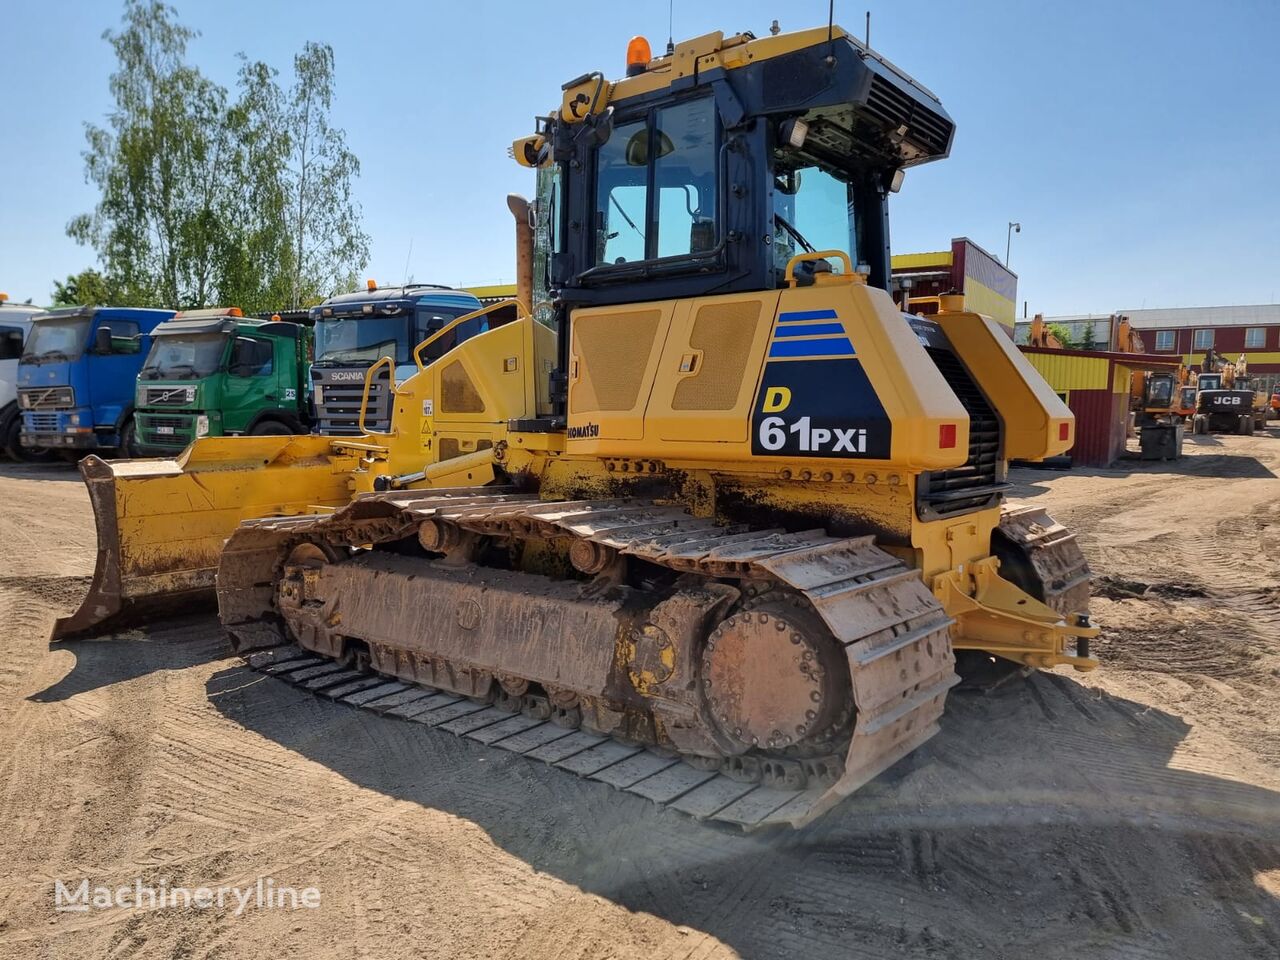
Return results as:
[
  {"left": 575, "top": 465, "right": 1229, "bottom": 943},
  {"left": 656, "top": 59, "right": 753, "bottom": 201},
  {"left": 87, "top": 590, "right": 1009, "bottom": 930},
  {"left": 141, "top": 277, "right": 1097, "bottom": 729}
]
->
[
  {"left": 918, "top": 347, "right": 1002, "bottom": 516},
  {"left": 312, "top": 368, "right": 391, "bottom": 435},
  {"left": 144, "top": 386, "right": 193, "bottom": 406},
  {"left": 19, "top": 387, "right": 74, "bottom": 410},
  {"left": 671, "top": 302, "right": 760, "bottom": 411},
  {"left": 865, "top": 75, "right": 952, "bottom": 160},
  {"left": 440, "top": 361, "right": 485, "bottom": 414},
  {"left": 570, "top": 310, "right": 662, "bottom": 414}
]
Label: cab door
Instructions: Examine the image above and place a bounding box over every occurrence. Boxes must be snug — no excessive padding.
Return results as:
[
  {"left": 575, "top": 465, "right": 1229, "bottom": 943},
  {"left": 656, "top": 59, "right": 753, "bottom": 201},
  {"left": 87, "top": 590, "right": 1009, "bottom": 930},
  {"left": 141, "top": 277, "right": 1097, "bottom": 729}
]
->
[
  {"left": 87, "top": 317, "right": 144, "bottom": 431},
  {"left": 221, "top": 335, "right": 276, "bottom": 433}
]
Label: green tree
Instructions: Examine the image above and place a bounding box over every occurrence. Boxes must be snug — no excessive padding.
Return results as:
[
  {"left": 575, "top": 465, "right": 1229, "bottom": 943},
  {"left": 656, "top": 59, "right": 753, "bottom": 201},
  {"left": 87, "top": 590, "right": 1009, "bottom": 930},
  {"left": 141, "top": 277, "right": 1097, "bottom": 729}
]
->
[
  {"left": 68, "top": 1, "right": 232, "bottom": 308},
  {"left": 282, "top": 42, "right": 369, "bottom": 306},
  {"left": 69, "top": 3, "right": 368, "bottom": 313},
  {"left": 51, "top": 269, "right": 119, "bottom": 307},
  {"left": 215, "top": 56, "right": 294, "bottom": 314},
  {"left": 1081, "top": 322, "right": 1098, "bottom": 351}
]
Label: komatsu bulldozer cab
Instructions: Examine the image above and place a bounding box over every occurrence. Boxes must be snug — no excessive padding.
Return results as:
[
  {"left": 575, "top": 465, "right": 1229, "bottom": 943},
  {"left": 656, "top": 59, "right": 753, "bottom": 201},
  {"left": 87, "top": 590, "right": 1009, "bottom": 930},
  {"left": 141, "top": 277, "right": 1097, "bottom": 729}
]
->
[{"left": 517, "top": 26, "right": 953, "bottom": 412}]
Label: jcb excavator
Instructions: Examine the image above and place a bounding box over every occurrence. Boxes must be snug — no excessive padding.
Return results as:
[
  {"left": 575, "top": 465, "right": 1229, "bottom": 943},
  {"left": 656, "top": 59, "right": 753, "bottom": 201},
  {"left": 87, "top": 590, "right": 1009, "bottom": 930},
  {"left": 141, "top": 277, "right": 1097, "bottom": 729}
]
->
[{"left": 60, "top": 24, "right": 1097, "bottom": 827}]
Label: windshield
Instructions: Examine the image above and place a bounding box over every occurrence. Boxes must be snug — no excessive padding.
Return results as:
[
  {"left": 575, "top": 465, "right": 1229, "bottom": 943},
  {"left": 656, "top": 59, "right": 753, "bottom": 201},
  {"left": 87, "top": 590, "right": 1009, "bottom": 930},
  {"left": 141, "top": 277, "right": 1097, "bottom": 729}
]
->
[
  {"left": 140, "top": 334, "right": 228, "bottom": 380},
  {"left": 314, "top": 315, "right": 414, "bottom": 366},
  {"left": 1146, "top": 375, "right": 1174, "bottom": 407},
  {"left": 772, "top": 165, "right": 858, "bottom": 278},
  {"left": 23, "top": 316, "right": 90, "bottom": 363}
]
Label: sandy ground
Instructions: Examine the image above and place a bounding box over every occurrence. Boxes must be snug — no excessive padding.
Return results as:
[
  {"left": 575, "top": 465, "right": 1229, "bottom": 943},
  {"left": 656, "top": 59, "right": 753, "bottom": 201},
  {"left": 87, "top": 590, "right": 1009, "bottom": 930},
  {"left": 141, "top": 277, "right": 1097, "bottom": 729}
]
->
[{"left": 0, "top": 433, "right": 1278, "bottom": 960}]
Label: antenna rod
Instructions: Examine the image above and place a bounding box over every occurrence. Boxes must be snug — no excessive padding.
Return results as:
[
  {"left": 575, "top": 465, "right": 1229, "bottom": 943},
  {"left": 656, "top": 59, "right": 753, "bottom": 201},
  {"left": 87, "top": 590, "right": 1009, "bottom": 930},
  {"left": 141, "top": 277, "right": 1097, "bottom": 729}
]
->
[
  {"left": 865, "top": 10, "right": 871, "bottom": 47},
  {"left": 828, "top": 0, "right": 835, "bottom": 45},
  {"left": 667, "top": 0, "right": 674, "bottom": 54}
]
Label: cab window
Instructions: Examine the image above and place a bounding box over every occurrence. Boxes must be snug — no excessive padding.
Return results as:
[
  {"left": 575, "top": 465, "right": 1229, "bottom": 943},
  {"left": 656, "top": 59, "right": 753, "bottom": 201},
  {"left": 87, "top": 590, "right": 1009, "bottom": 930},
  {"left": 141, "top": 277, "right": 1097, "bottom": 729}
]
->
[
  {"left": 100, "top": 319, "right": 141, "bottom": 354},
  {"left": 0, "top": 326, "right": 22, "bottom": 361},
  {"left": 593, "top": 96, "right": 718, "bottom": 266},
  {"left": 416, "top": 305, "right": 486, "bottom": 364},
  {"left": 653, "top": 98, "right": 717, "bottom": 258},
  {"left": 228, "top": 337, "right": 274, "bottom": 377},
  {"left": 595, "top": 118, "right": 648, "bottom": 265}
]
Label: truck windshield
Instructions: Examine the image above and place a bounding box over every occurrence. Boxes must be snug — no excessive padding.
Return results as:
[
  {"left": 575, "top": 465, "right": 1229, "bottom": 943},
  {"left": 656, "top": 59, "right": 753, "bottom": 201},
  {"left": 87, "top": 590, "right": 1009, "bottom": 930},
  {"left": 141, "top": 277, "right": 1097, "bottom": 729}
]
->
[
  {"left": 22, "top": 316, "right": 90, "bottom": 364},
  {"left": 314, "top": 315, "right": 412, "bottom": 366},
  {"left": 140, "top": 334, "right": 228, "bottom": 380}
]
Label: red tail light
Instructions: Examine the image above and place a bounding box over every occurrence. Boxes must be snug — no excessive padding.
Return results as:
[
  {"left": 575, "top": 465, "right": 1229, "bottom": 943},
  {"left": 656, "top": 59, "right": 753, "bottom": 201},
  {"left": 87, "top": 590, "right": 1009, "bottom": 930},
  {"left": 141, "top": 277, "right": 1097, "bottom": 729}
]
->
[{"left": 939, "top": 423, "right": 957, "bottom": 449}]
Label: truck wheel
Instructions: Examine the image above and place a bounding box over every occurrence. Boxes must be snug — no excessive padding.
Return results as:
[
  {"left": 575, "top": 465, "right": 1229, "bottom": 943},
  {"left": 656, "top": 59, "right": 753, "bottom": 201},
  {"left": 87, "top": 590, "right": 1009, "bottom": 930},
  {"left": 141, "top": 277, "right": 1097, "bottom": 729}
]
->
[
  {"left": 119, "top": 418, "right": 142, "bottom": 458},
  {"left": 2, "top": 408, "right": 57, "bottom": 463},
  {"left": 1191, "top": 415, "right": 1205, "bottom": 435},
  {"left": 249, "top": 420, "right": 293, "bottom": 437},
  {"left": 1238, "top": 415, "right": 1251, "bottom": 436}
]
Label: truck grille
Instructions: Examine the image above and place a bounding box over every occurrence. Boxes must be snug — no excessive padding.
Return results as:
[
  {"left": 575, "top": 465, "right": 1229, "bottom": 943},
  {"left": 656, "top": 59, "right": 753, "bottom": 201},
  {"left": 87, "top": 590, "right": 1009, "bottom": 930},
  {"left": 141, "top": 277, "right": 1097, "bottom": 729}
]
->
[
  {"left": 26, "top": 412, "right": 59, "bottom": 432},
  {"left": 312, "top": 369, "right": 392, "bottom": 436},
  {"left": 19, "top": 387, "right": 74, "bottom": 410},
  {"left": 139, "top": 414, "right": 193, "bottom": 447},
  {"left": 917, "top": 347, "right": 1005, "bottom": 518},
  {"left": 144, "top": 386, "right": 194, "bottom": 406}
]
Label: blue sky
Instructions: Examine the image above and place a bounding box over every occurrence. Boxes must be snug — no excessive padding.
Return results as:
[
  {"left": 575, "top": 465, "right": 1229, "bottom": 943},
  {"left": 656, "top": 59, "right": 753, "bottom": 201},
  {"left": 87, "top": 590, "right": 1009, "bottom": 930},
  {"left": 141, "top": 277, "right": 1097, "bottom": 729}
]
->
[{"left": 2, "top": 0, "right": 1278, "bottom": 314}]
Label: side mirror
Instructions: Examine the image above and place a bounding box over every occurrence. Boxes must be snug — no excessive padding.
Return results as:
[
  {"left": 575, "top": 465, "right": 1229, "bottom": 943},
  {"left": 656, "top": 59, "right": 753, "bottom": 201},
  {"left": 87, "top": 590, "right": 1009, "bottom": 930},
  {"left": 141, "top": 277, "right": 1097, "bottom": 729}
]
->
[{"left": 94, "top": 326, "right": 113, "bottom": 354}]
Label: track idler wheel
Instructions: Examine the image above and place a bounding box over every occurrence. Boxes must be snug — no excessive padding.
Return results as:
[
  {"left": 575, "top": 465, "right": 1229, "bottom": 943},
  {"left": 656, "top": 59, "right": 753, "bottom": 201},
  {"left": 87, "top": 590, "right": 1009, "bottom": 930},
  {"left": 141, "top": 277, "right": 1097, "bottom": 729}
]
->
[{"left": 700, "top": 601, "right": 850, "bottom": 753}]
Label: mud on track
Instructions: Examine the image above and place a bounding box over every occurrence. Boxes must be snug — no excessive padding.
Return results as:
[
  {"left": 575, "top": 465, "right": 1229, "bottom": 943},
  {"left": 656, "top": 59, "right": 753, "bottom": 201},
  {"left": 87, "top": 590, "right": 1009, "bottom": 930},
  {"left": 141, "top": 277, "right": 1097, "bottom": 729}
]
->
[{"left": 0, "top": 441, "right": 1277, "bottom": 960}]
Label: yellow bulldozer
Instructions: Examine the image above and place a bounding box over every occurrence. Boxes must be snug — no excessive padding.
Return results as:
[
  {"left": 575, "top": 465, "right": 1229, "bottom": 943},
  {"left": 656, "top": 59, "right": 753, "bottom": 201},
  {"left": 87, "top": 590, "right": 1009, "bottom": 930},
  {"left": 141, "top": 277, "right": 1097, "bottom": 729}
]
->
[{"left": 58, "top": 24, "right": 1097, "bottom": 827}]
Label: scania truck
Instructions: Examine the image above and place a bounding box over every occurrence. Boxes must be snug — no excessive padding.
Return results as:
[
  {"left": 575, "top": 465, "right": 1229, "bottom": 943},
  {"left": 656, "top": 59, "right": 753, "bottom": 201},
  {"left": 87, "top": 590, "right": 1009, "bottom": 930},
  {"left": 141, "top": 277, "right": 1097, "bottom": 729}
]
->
[
  {"left": 310, "top": 283, "right": 486, "bottom": 434},
  {"left": 18, "top": 306, "right": 173, "bottom": 457},
  {"left": 133, "top": 308, "right": 314, "bottom": 455}
]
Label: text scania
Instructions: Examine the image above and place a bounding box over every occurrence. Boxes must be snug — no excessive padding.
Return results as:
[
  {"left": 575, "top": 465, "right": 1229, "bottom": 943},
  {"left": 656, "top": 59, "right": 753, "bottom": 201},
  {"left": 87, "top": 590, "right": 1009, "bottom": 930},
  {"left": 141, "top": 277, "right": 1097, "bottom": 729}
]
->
[{"left": 758, "top": 415, "right": 867, "bottom": 454}]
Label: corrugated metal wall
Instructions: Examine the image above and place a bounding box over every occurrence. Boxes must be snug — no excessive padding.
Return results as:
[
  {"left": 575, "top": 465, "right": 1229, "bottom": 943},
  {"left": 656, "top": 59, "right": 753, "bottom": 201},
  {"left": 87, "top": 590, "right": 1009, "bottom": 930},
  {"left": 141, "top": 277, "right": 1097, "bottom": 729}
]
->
[
  {"left": 1064, "top": 387, "right": 1126, "bottom": 467},
  {"left": 1023, "top": 352, "right": 1110, "bottom": 391},
  {"left": 1021, "top": 350, "right": 1127, "bottom": 466}
]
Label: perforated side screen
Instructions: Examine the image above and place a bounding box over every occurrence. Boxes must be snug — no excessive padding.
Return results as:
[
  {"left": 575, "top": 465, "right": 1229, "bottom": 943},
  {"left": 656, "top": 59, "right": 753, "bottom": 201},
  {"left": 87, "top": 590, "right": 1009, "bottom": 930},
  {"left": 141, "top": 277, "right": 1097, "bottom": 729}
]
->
[
  {"left": 570, "top": 310, "right": 662, "bottom": 414},
  {"left": 672, "top": 301, "right": 761, "bottom": 411},
  {"left": 440, "top": 361, "right": 486, "bottom": 414}
]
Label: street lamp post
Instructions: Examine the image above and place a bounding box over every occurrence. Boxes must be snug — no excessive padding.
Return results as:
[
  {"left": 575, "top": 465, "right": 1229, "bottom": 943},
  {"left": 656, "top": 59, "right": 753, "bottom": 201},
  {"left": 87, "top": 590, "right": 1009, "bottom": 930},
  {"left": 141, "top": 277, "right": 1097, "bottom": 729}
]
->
[{"left": 1006, "top": 221, "right": 1021, "bottom": 267}]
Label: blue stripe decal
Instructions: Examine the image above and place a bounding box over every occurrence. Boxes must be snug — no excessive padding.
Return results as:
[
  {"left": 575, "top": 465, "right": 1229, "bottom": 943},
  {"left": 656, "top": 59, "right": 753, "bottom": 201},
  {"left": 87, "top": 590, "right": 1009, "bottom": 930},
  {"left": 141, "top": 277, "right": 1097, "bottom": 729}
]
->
[
  {"left": 773, "top": 322, "right": 845, "bottom": 338},
  {"left": 778, "top": 309, "right": 838, "bottom": 323},
  {"left": 769, "top": 338, "right": 855, "bottom": 358}
]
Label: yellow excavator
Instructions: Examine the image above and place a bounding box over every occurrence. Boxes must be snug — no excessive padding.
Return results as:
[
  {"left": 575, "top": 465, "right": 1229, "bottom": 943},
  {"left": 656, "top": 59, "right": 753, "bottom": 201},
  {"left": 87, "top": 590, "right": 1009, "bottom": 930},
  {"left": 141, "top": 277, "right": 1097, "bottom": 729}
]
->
[{"left": 61, "top": 24, "right": 1097, "bottom": 827}]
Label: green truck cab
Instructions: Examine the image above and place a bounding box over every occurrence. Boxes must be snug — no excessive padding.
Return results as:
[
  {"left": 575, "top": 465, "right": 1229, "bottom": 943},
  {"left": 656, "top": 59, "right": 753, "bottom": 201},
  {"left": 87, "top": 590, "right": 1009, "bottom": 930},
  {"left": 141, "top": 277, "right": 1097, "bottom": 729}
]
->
[{"left": 134, "top": 308, "right": 312, "bottom": 456}]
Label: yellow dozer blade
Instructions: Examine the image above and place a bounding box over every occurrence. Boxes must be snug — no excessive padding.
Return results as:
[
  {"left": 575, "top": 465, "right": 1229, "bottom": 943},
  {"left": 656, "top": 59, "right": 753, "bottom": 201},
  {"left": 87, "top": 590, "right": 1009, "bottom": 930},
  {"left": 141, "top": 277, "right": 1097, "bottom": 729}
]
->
[{"left": 53, "top": 436, "right": 363, "bottom": 641}]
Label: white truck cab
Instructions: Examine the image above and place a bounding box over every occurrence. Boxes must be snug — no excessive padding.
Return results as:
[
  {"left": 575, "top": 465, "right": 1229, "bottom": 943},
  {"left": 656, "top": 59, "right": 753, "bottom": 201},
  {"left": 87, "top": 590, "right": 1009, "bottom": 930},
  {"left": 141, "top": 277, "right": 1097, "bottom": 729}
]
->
[{"left": 0, "top": 295, "right": 49, "bottom": 460}]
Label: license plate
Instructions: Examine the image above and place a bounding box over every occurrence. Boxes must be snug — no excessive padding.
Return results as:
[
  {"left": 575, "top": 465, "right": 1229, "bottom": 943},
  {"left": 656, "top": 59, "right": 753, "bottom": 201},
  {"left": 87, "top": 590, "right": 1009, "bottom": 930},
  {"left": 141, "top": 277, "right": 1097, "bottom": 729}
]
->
[{"left": 156, "top": 426, "right": 174, "bottom": 435}]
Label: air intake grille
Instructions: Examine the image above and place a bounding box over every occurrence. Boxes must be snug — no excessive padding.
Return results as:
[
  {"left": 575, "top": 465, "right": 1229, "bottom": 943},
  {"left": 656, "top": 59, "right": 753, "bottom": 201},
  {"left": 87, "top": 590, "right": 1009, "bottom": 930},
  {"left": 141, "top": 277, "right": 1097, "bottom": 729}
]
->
[
  {"left": 570, "top": 310, "right": 662, "bottom": 414},
  {"left": 918, "top": 347, "right": 1003, "bottom": 517},
  {"left": 865, "top": 75, "right": 952, "bottom": 160},
  {"left": 19, "top": 387, "right": 74, "bottom": 410},
  {"left": 672, "top": 302, "right": 760, "bottom": 411}
]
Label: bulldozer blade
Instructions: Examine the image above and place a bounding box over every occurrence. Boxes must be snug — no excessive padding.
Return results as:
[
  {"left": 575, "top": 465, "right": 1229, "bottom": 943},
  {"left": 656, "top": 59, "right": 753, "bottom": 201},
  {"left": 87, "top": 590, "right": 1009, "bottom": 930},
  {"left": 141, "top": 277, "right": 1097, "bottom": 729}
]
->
[{"left": 52, "top": 436, "right": 362, "bottom": 642}]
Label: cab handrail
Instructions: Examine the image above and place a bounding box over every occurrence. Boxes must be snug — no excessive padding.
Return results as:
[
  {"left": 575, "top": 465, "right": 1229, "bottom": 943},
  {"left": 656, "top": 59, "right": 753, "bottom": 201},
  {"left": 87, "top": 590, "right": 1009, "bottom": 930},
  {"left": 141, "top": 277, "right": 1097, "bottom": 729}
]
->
[{"left": 357, "top": 355, "right": 395, "bottom": 437}]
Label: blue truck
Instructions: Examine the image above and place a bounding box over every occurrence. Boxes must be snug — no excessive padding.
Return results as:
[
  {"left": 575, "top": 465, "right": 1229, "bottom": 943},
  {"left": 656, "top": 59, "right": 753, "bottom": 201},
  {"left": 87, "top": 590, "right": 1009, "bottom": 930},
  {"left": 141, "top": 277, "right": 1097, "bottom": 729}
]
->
[{"left": 18, "top": 306, "right": 175, "bottom": 456}]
